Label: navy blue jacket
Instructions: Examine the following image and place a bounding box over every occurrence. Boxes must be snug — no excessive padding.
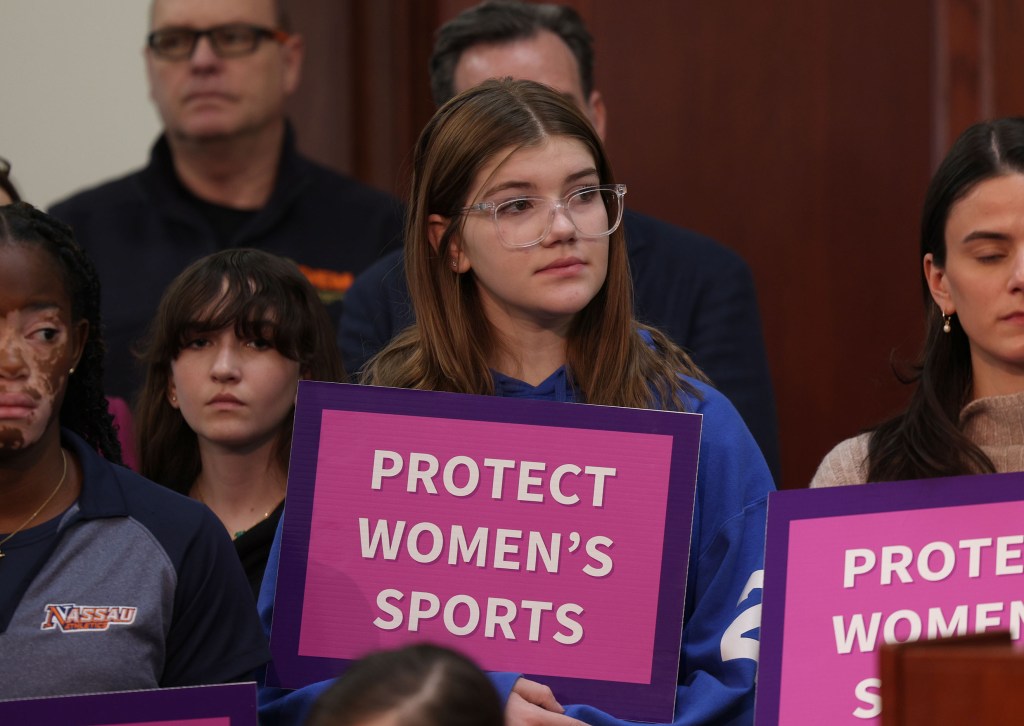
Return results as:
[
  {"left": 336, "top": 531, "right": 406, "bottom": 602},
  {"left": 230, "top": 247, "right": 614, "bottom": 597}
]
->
[
  {"left": 50, "top": 127, "right": 404, "bottom": 400},
  {"left": 0, "top": 430, "right": 269, "bottom": 699},
  {"left": 339, "top": 210, "right": 780, "bottom": 481}
]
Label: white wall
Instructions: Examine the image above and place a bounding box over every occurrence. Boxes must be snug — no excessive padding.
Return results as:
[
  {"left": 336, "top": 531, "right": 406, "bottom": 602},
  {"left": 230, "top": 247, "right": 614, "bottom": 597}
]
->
[{"left": 0, "top": 1, "right": 161, "bottom": 209}]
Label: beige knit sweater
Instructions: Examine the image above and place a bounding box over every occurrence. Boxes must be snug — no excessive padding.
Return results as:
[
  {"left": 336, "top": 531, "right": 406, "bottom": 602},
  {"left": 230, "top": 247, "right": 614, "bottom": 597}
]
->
[{"left": 809, "top": 391, "right": 1024, "bottom": 488}]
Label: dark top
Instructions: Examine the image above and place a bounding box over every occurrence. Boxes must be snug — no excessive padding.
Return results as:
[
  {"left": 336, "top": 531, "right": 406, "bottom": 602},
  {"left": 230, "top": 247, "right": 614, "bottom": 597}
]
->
[
  {"left": 234, "top": 501, "right": 285, "bottom": 599},
  {"left": 338, "top": 209, "right": 781, "bottom": 481},
  {"left": 50, "top": 125, "right": 404, "bottom": 399},
  {"left": 0, "top": 430, "right": 269, "bottom": 699}
]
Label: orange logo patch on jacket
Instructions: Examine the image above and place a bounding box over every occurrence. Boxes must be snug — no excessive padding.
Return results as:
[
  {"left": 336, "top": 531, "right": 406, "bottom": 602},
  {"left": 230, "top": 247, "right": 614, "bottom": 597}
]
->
[
  {"left": 40, "top": 604, "right": 138, "bottom": 632},
  {"left": 297, "top": 264, "right": 355, "bottom": 304}
]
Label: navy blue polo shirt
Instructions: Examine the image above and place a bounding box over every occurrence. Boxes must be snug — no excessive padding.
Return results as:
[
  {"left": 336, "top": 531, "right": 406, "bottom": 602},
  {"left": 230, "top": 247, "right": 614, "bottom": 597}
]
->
[{"left": 0, "top": 430, "right": 270, "bottom": 699}]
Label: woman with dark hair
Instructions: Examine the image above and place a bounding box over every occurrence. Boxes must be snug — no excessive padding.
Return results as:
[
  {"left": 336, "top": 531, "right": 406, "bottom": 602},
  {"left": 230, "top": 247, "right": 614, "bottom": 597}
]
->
[
  {"left": 305, "top": 644, "right": 503, "bottom": 726},
  {"left": 136, "top": 248, "right": 344, "bottom": 595},
  {"left": 0, "top": 203, "right": 268, "bottom": 699},
  {"left": 812, "top": 116, "right": 1024, "bottom": 486},
  {"left": 259, "top": 79, "right": 773, "bottom": 726}
]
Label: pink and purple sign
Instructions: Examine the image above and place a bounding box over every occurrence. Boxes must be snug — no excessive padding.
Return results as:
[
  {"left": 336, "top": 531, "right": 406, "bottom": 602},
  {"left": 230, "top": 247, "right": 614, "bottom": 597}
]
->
[
  {"left": 266, "top": 382, "right": 701, "bottom": 722},
  {"left": 756, "top": 471, "right": 1024, "bottom": 725},
  {"left": 0, "top": 683, "right": 256, "bottom": 725}
]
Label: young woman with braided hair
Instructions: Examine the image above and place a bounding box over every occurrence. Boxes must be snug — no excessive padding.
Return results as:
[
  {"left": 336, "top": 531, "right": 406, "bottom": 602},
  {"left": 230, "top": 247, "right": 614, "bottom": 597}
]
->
[{"left": 0, "top": 202, "right": 268, "bottom": 700}]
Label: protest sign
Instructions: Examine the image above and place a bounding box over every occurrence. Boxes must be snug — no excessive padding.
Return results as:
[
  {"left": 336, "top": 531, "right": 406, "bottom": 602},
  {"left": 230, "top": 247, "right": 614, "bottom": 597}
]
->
[
  {"left": 756, "top": 471, "right": 1024, "bottom": 724},
  {"left": 0, "top": 682, "right": 256, "bottom": 725},
  {"left": 266, "top": 382, "right": 701, "bottom": 722}
]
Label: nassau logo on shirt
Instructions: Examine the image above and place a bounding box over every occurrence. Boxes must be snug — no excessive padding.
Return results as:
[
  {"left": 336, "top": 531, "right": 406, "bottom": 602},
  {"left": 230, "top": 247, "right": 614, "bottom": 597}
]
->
[{"left": 40, "top": 603, "right": 137, "bottom": 632}]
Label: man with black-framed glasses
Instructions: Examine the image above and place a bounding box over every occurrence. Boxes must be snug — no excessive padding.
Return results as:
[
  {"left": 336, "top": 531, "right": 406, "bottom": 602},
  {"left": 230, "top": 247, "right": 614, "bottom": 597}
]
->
[{"left": 50, "top": 0, "right": 403, "bottom": 402}]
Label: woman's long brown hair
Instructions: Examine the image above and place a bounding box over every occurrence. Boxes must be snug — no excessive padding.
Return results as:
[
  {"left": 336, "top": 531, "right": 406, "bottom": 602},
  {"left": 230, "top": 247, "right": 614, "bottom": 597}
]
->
[{"left": 363, "top": 79, "right": 703, "bottom": 411}]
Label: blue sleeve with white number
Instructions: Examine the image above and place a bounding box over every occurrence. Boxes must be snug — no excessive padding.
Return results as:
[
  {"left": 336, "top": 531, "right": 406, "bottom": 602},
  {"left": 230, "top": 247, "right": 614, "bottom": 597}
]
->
[{"left": 564, "top": 379, "right": 771, "bottom": 725}]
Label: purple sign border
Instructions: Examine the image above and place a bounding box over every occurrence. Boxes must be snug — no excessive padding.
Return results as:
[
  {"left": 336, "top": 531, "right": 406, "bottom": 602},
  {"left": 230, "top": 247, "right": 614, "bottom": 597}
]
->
[
  {"left": 267, "top": 381, "right": 701, "bottom": 722},
  {"left": 755, "top": 470, "right": 1024, "bottom": 725},
  {"left": 0, "top": 682, "right": 257, "bottom": 724}
]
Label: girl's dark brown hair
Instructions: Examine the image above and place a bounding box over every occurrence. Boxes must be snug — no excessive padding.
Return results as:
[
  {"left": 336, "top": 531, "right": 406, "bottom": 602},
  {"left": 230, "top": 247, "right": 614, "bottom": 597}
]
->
[
  {"left": 363, "top": 78, "right": 703, "bottom": 410},
  {"left": 135, "top": 248, "right": 344, "bottom": 492}
]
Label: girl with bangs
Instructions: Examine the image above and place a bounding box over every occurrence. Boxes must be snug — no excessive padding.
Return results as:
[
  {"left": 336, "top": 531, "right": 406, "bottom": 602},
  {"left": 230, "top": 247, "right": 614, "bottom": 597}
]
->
[{"left": 136, "top": 248, "right": 344, "bottom": 596}]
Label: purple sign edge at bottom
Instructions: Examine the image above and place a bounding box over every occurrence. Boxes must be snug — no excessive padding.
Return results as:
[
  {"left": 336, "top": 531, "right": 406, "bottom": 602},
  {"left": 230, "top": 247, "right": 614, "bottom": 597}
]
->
[
  {"left": 754, "top": 470, "right": 1024, "bottom": 725},
  {"left": 0, "top": 682, "right": 257, "bottom": 725},
  {"left": 267, "top": 381, "right": 701, "bottom": 723}
]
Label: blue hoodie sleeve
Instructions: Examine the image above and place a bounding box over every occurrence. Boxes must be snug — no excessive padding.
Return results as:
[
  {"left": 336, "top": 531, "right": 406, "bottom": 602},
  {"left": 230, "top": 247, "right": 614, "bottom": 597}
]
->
[
  {"left": 256, "top": 517, "right": 332, "bottom": 726},
  {"left": 558, "top": 380, "right": 772, "bottom": 725}
]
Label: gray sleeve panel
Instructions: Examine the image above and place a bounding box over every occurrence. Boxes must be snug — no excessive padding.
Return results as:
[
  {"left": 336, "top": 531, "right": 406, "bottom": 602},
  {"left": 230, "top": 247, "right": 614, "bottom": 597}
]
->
[{"left": 0, "top": 516, "right": 176, "bottom": 699}]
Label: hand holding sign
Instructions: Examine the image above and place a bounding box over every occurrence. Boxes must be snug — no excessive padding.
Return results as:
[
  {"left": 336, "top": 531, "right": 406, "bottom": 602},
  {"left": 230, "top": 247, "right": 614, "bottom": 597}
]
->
[{"left": 507, "top": 678, "right": 589, "bottom": 726}]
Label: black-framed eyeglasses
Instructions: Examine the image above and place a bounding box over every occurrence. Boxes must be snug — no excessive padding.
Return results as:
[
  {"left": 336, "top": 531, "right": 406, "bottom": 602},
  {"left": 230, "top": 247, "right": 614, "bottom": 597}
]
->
[
  {"left": 459, "top": 184, "right": 627, "bottom": 248},
  {"left": 147, "top": 24, "right": 290, "bottom": 60}
]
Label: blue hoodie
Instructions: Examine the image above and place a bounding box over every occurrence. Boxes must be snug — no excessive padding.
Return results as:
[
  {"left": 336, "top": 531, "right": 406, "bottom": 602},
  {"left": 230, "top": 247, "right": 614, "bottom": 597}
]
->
[{"left": 258, "top": 366, "right": 772, "bottom": 725}]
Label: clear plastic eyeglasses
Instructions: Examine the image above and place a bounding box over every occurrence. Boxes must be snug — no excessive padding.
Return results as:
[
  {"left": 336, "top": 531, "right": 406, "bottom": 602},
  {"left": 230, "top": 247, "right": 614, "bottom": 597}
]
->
[{"left": 460, "top": 184, "right": 627, "bottom": 248}]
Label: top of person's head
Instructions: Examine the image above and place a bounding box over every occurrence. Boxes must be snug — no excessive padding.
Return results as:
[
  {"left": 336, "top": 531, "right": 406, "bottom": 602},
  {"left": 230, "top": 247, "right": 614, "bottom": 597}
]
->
[
  {"left": 921, "top": 117, "right": 1024, "bottom": 276},
  {"left": 430, "top": 1, "right": 594, "bottom": 106},
  {"left": 0, "top": 156, "right": 21, "bottom": 205},
  {"left": 0, "top": 203, "right": 121, "bottom": 462},
  {"left": 304, "top": 644, "right": 503, "bottom": 726}
]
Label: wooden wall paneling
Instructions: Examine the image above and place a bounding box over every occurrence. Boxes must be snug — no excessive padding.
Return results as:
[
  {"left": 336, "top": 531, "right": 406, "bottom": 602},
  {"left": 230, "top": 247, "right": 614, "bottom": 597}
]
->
[
  {"left": 929, "top": 0, "right": 1024, "bottom": 152},
  {"left": 592, "top": 2, "right": 931, "bottom": 486},
  {"left": 287, "top": 0, "right": 442, "bottom": 197},
  {"left": 350, "top": 1, "right": 442, "bottom": 196},
  {"left": 929, "top": 0, "right": 1024, "bottom": 159},
  {"left": 933, "top": 0, "right": 988, "bottom": 158},
  {"left": 989, "top": 0, "right": 1024, "bottom": 118}
]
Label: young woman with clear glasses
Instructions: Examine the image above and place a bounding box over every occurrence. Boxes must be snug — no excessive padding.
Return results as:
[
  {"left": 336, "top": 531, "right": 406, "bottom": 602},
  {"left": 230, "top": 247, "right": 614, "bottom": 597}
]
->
[{"left": 258, "top": 79, "right": 774, "bottom": 726}]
